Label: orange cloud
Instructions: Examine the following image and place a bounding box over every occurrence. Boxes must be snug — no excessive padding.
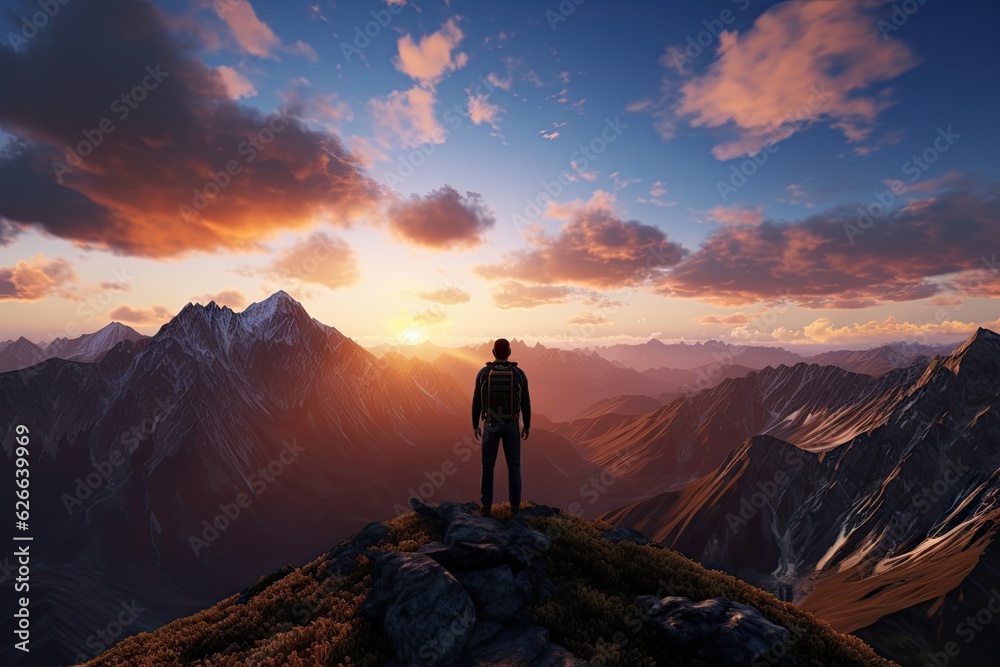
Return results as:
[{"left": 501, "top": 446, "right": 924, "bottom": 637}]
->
[
  {"left": 476, "top": 192, "right": 685, "bottom": 289},
  {"left": 468, "top": 94, "right": 501, "bottom": 129},
  {"left": 705, "top": 204, "right": 765, "bottom": 226},
  {"left": 491, "top": 281, "right": 574, "bottom": 310},
  {"left": 0, "top": 0, "right": 381, "bottom": 258},
  {"left": 0, "top": 255, "right": 76, "bottom": 301},
  {"left": 699, "top": 312, "right": 751, "bottom": 325},
  {"left": 215, "top": 0, "right": 280, "bottom": 57},
  {"left": 801, "top": 316, "right": 1000, "bottom": 344},
  {"left": 394, "top": 19, "right": 468, "bottom": 84},
  {"left": 674, "top": 0, "right": 918, "bottom": 158},
  {"left": 214, "top": 0, "right": 316, "bottom": 61},
  {"left": 658, "top": 187, "right": 1000, "bottom": 308},
  {"left": 216, "top": 65, "right": 256, "bottom": 99},
  {"left": 388, "top": 186, "right": 495, "bottom": 250},
  {"left": 281, "top": 78, "right": 352, "bottom": 129},
  {"left": 418, "top": 287, "right": 471, "bottom": 305},
  {"left": 266, "top": 232, "right": 360, "bottom": 290},
  {"left": 568, "top": 312, "right": 613, "bottom": 326},
  {"left": 412, "top": 307, "right": 448, "bottom": 325},
  {"left": 109, "top": 304, "right": 174, "bottom": 325},
  {"left": 370, "top": 86, "right": 446, "bottom": 148}
]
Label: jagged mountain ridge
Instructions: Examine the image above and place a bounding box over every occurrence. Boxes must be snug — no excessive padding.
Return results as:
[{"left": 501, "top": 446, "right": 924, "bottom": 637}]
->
[
  {"left": 586, "top": 338, "right": 805, "bottom": 372},
  {"left": 602, "top": 328, "right": 1000, "bottom": 667},
  {"left": 559, "top": 360, "right": 922, "bottom": 496},
  {"left": 0, "top": 292, "right": 596, "bottom": 666},
  {"left": 0, "top": 322, "right": 145, "bottom": 372}
]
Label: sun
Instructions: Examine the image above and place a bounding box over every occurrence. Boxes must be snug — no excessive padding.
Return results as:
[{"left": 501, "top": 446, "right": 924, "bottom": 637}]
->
[{"left": 399, "top": 327, "right": 424, "bottom": 345}]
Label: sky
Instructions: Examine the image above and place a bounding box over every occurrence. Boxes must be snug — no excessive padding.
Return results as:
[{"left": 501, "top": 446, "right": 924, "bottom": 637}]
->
[{"left": 1, "top": 0, "right": 999, "bottom": 350}]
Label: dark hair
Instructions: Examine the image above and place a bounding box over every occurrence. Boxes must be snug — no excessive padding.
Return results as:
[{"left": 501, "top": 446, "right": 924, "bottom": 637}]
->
[{"left": 492, "top": 338, "right": 511, "bottom": 360}]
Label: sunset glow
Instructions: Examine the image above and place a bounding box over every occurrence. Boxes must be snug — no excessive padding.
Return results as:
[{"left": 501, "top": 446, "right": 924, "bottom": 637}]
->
[{"left": 1, "top": 0, "right": 998, "bottom": 351}]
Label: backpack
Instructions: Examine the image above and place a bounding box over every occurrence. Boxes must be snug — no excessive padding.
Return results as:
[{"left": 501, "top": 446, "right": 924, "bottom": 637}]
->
[{"left": 482, "top": 362, "right": 521, "bottom": 424}]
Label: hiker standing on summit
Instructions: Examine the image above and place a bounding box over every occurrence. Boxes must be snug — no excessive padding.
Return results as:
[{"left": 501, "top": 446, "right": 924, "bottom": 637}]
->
[{"left": 471, "top": 338, "right": 531, "bottom": 518}]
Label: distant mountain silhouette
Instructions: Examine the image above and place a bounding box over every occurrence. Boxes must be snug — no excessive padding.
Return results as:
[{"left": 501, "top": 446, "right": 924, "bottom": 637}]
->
[
  {"left": 586, "top": 338, "right": 805, "bottom": 372},
  {"left": 0, "top": 322, "right": 145, "bottom": 372}
]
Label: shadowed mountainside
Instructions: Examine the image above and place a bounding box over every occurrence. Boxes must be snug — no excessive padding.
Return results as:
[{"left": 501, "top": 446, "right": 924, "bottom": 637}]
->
[{"left": 603, "top": 328, "right": 1000, "bottom": 667}]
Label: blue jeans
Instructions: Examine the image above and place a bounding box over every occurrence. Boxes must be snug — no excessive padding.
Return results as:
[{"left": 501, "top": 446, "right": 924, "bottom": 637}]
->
[{"left": 481, "top": 421, "right": 521, "bottom": 509}]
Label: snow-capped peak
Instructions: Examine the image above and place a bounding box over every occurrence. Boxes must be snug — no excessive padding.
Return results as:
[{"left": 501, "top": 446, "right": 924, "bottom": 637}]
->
[{"left": 240, "top": 291, "right": 306, "bottom": 330}]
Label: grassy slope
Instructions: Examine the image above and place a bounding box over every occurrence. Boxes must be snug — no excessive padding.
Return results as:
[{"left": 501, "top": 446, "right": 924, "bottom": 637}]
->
[{"left": 81, "top": 505, "right": 898, "bottom": 667}]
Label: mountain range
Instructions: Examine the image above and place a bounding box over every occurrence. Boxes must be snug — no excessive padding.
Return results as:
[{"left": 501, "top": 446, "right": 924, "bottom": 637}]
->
[
  {"left": 0, "top": 293, "right": 595, "bottom": 666},
  {"left": 602, "top": 328, "right": 1000, "bottom": 666},
  {"left": 0, "top": 292, "right": 989, "bottom": 666},
  {"left": 0, "top": 321, "right": 144, "bottom": 373}
]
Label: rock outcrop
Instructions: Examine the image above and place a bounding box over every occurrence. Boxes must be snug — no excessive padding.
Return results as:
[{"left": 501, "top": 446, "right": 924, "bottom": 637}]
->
[{"left": 364, "top": 498, "right": 581, "bottom": 666}]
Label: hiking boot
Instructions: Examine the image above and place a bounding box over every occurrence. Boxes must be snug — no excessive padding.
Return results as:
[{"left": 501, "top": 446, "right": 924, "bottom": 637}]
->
[
  {"left": 510, "top": 502, "right": 520, "bottom": 519},
  {"left": 480, "top": 503, "right": 492, "bottom": 518}
]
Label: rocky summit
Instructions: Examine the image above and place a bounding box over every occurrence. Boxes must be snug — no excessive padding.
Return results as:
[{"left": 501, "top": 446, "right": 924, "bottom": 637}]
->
[{"left": 80, "top": 500, "right": 897, "bottom": 666}]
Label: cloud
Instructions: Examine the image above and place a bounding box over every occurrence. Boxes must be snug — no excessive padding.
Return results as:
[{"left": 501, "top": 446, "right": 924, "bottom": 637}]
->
[
  {"left": 0, "top": 218, "right": 20, "bottom": 245},
  {"left": 266, "top": 232, "right": 360, "bottom": 290},
  {"left": 418, "top": 286, "right": 471, "bottom": 304},
  {"left": 412, "top": 307, "right": 447, "bottom": 325},
  {"left": 0, "top": 0, "right": 380, "bottom": 258},
  {"left": 468, "top": 94, "right": 502, "bottom": 129},
  {"left": 369, "top": 86, "right": 446, "bottom": 148},
  {"left": 388, "top": 186, "right": 495, "bottom": 250},
  {"left": 626, "top": 99, "right": 653, "bottom": 113},
  {"left": 705, "top": 204, "right": 765, "bottom": 226},
  {"left": 539, "top": 130, "right": 560, "bottom": 141},
  {"left": 657, "top": 186, "right": 1000, "bottom": 308},
  {"left": 490, "top": 281, "right": 574, "bottom": 309},
  {"left": 672, "top": 0, "right": 918, "bottom": 159},
  {"left": 699, "top": 312, "right": 750, "bottom": 325},
  {"left": 190, "top": 289, "right": 247, "bottom": 309},
  {"left": 394, "top": 19, "right": 468, "bottom": 85},
  {"left": 0, "top": 255, "right": 76, "bottom": 301},
  {"left": 214, "top": 0, "right": 316, "bottom": 61},
  {"left": 801, "top": 316, "right": 999, "bottom": 344},
  {"left": 214, "top": 0, "right": 280, "bottom": 57},
  {"left": 109, "top": 304, "right": 174, "bottom": 325},
  {"left": 486, "top": 72, "right": 512, "bottom": 91},
  {"left": 476, "top": 191, "right": 685, "bottom": 289},
  {"left": 216, "top": 65, "right": 256, "bottom": 99},
  {"left": 637, "top": 181, "right": 675, "bottom": 207},
  {"left": 347, "top": 135, "right": 390, "bottom": 167},
  {"left": 489, "top": 280, "right": 622, "bottom": 310},
  {"left": 281, "top": 78, "right": 352, "bottom": 128},
  {"left": 568, "top": 312, "right": 613, "bottom": 326}
]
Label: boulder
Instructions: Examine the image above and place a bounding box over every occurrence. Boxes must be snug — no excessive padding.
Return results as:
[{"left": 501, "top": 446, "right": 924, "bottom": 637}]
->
[
  {"left": 418, "top": 541, "right": 505, "bottom": 571},
  {"left": 364, "top": 551, "right": 477, "bottom": 664},
  {"left": 454, "top": 565, "right": 525, "bottom": 621},
  {"left": 326, "top": 521, "right": 390, "bottom": 576},
  {"left": 635, "top": 595, "right": 793, "bottom": 666}
]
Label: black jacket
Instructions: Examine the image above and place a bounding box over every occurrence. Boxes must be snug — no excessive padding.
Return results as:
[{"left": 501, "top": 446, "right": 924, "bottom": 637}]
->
[{"left": 471, "top": 361, "right": 531, "bottom": 429}]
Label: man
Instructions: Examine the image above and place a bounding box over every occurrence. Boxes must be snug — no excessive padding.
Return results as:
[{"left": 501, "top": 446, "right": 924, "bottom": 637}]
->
[{"left": 471, "top": 338, "right": 530, "bottom": 518}]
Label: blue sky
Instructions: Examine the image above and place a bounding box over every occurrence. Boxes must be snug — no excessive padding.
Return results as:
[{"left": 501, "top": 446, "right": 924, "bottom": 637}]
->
[{"left": 1, "top": 0, "right": 999, "bottom": 349}]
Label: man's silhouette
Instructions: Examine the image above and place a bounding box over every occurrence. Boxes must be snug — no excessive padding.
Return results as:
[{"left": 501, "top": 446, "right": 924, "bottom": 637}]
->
[{"left": 471, "top": 338, "right": 530, "bottom": 518}]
